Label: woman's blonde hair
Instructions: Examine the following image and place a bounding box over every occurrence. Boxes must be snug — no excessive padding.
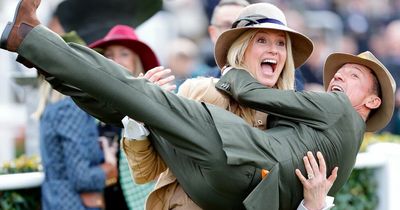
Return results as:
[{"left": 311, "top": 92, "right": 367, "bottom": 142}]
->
[
  {"left": 224, "top": 29, "right": 296, "bottom": 124},
  {"left": 131, "top": 52, "right": 145, "bottom": 76},
  {"left": 32, "top": 75, "right": 65, "bottom": 120}
]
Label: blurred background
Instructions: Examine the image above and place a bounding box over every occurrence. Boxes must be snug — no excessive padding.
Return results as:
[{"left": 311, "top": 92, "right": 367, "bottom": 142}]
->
[{"left": 0, "top": 0, "right": 400, "bottom": 209}]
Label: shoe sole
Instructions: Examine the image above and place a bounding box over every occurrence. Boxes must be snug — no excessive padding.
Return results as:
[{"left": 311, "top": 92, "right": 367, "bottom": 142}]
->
[
  {"left": 0, "top": 22, "right": 13, "bottom": 49},
  {"left": 0, "top": 0, "right": 23, "bottom": 49}
]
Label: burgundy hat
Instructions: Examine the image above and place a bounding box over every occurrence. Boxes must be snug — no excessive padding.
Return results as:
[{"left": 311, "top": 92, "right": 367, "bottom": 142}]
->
[{"left": 89, "top": 25, "right": 159, "bottom": 71}]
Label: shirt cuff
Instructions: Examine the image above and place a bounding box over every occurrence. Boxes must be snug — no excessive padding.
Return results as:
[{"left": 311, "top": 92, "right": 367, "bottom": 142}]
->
[
  {"left": 221, "top": 66, "right": 233, "bottom": 76},
  {"left": 297, "top": 196, "right": 335, "bottom": 210},
  {"left": 121, "top": 116, "right": 149, "bottom": 140}
]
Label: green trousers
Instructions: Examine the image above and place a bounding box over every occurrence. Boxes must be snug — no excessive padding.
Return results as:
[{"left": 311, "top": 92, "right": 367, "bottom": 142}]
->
[{"left": 19, "top": 26, "right": 260, "bottom": 210}]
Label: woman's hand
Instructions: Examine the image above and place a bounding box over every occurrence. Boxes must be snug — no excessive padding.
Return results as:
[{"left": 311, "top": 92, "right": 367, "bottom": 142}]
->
[
  {"left": 140, "top": 66, "right": 176, "bottom": 92},
  {"left": 295, "top": 151, "right": 338, "bottom": 210}
]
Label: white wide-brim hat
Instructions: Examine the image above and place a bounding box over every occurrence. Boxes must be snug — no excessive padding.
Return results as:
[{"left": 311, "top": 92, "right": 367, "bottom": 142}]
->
[
  {"left": 323, "top": 51, "right": 396, "bottom": 132},
  {"left": 214, "top": 3, "right": 314, "bottom": 69}
]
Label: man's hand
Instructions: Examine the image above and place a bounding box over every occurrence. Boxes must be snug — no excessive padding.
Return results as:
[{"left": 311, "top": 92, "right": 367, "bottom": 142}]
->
[
  {"left": 295, "top": 151, "right": 338, "bottom": 210},
  {"left": 139, "top": 66, "right": 176, "bottom": 91}
]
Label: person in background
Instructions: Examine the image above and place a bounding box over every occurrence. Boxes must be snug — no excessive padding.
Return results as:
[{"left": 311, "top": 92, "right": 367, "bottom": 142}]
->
[
  {"left": 164, "top": 37, "right": 199, "bottom": 89},
  {"left": 88, "top": 24, "right": 162, "bottom": 210},
  {"left": 380, "top": 20, "right": 400, "bottom": 134},
  {"left": 193, "top": 0, "right": 249, "bottom": 78},
  {"left": 32, "top": 31, "right": 118, "bottom": 210}
]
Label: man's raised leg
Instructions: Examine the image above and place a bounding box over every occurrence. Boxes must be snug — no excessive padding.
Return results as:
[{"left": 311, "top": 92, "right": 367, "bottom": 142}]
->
[{"left": 0, "top": 0, "right": 214, "bottom": 159}]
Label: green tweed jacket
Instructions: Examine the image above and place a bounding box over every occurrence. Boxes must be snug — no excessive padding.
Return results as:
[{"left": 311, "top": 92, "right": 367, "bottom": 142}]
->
[
  {"left": 215, "top": 69, "right": 365, "bottom": 209},
  {"left": 18, "top": 26, "right": 365, "bottom": 210}
]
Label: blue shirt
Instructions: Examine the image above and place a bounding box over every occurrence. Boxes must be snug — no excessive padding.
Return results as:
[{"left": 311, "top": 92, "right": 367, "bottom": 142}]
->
[{"left": 40, "top": 97, "right": 105, "bottom": 210}]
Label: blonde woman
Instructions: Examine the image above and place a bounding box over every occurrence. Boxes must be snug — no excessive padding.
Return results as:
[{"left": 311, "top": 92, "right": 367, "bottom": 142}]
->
[{"left": 121, "top": 3, "right": 335, "bottom": 210}]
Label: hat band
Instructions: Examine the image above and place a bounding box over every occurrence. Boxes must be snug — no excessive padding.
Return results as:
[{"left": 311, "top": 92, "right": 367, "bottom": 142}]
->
[{"left": 232, "top": 17, "right": 285, "bottom": 29}]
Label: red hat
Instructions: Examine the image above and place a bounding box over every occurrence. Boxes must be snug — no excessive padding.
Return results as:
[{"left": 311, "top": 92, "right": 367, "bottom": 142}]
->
[{"left": 89, "top": 25, "right": 159, "bottom": 71}]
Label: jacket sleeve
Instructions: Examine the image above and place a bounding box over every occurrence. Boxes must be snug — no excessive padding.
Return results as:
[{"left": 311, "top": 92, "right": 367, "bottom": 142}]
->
[
  {"left": 216, "top": 68, "right": 347, "bottom": 129},
  {"left": 121, "top": 138, "right": 167, "bottom": 184},
  {"left": 42, "top": 73, "right": 124, "bottom": 127}
]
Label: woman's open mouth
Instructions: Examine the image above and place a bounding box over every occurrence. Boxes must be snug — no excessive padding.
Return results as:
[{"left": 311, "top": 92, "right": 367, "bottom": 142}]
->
[{"left": 260, "top": 59, "right": 277, "bottom": 75}]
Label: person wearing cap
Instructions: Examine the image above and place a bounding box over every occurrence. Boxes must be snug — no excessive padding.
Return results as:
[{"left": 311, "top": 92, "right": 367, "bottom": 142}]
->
[
  {"left": 0, "top": 0, "right": 396, "bottom": 209},
  {"left": 88, "top": 25, "right": 165, "bottom": 210}
]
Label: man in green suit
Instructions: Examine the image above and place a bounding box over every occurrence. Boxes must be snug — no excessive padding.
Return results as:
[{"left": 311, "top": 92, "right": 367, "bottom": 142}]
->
[{"left": 0, "top": 0, "right": 396, "bottom": 209}]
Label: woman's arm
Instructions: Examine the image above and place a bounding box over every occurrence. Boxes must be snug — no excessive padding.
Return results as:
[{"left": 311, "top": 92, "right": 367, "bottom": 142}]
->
[{"left": 122, "top": 137, "right": 168, "bottom": 184}]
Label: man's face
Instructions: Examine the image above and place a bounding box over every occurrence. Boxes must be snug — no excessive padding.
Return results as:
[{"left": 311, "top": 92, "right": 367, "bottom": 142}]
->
[
  {"left": 209, "top": 4, "right": 244, "bottom": 43},
  {"left": 327, "top": 63, "right": 378, "bottom": 108}
]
